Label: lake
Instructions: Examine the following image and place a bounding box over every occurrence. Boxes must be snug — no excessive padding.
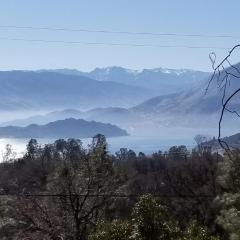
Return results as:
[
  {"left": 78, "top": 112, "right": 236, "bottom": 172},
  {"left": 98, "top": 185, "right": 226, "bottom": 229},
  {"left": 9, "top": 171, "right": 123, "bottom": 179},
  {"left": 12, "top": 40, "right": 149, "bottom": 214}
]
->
[
  {"left": 0, "top": 135, "right": 196, "bottom": 161},
  {"left": 0, "top": 126, "right": 236, "bottom": 161}
]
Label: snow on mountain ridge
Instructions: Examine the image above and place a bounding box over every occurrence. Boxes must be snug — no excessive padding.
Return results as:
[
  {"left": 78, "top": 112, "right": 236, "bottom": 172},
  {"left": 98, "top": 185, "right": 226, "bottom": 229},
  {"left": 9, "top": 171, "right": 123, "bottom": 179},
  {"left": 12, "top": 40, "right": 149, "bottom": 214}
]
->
[{"left": 91, "top": 66, "right": 198, "bottom": 75}]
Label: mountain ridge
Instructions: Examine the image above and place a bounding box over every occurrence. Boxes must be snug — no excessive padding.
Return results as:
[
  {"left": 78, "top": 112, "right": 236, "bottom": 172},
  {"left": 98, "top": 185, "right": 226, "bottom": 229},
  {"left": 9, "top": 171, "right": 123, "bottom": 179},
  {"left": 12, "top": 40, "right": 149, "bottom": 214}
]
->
[
  {"left": 41, "top": 66, "right": 210, "bottom": 94},
  {"left": 0, "top": 118, "right": 128, "bottom": 138},
  {"left": 0, "top": 70, "right": 155, "bottom": 111}
]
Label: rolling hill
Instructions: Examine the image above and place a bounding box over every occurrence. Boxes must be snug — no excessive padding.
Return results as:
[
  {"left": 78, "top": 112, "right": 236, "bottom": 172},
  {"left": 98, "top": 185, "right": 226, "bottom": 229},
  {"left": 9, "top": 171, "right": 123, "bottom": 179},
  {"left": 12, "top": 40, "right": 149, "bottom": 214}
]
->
[{"left": 0, "top": 118, "right": 128, "bottom": 138}]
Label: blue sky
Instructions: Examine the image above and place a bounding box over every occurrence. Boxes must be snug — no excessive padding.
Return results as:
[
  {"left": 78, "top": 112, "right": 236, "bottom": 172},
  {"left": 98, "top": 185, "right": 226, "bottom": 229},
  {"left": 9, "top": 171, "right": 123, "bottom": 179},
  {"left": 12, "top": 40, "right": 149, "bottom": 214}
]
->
[{"left": 0, "top": 0, "right": 239, "bottom": 71}]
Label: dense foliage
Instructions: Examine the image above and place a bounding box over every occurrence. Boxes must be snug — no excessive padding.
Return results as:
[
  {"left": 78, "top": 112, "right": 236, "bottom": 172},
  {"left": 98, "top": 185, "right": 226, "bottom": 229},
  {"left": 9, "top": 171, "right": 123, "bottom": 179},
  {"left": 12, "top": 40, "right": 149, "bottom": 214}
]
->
[{"left": 0, "top": 135, "right": 238, "bottom": 239}]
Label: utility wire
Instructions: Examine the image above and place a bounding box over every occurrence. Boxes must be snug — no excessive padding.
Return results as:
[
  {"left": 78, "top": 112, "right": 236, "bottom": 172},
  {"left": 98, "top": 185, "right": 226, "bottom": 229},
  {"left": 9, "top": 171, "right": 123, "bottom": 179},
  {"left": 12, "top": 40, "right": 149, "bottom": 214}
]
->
[
  {"left": 0, "top": 193, "right": 216, "bottom": 198},
  {"left": 0, "top": 37, "right": 231, "bottom": 50},
  {"left": 0, "top": 25, "right": 239, "bottom": 39}
]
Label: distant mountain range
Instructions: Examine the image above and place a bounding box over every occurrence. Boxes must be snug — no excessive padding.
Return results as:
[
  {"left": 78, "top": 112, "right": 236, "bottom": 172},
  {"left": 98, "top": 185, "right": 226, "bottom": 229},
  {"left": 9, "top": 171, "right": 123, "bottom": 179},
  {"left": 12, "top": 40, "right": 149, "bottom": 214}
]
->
[
  {"left": 2, "top": 65, "right": 239, "bottom": 134},
  {"left": 133, "top": 64, "right": 240, "bottom": 115},
  {"left": 0, "top": 67, "right": 210, "bottom": 113},
  {"left": 0, "top": 118, "right": 128, "bottom": 138},
  {"left": 42, "top": 66, "right": 210, "bottom": 94},
  {"left": 0, "top": 70, "right": 156, "bottom": 111},
  {"left": 6, "top": 63, "right": 239, "bottom": 131}
]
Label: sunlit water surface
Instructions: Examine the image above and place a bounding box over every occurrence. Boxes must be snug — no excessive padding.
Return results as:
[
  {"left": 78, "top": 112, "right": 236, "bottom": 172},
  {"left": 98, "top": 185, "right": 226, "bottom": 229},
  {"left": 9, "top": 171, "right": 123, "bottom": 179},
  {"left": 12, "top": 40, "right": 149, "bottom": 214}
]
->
[
  {"left": 0, "top": 135, "right": 195, "bottom": 161},
  {"left": 0, "top": 126, "right": 237, "bottom": 161}
]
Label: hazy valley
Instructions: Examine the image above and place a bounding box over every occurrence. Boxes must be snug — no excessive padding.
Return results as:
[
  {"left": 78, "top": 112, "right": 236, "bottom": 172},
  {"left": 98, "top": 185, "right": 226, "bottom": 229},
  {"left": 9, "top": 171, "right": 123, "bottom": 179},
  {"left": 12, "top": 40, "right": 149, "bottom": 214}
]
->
[{"left": 0, "top": 65, "right": 239, "bottom": 157}]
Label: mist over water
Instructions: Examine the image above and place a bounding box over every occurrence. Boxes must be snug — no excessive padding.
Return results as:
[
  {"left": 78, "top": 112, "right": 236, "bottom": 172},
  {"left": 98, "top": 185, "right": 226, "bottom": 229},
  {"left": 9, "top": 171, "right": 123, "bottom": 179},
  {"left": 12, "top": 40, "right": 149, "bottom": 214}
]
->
[
  {"left": 0, "top": 107, "right": 239, "bottom": 161},
  {"left": 0, "top": 67, "right": 239, "bottom": 161}
]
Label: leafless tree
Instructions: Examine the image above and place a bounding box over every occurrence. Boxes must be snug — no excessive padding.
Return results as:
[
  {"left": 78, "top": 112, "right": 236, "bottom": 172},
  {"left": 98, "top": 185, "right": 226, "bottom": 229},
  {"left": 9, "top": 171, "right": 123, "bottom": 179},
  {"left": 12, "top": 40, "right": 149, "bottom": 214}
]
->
[{"left": 206, "top": 45, "right": 240, "bottom": 153}]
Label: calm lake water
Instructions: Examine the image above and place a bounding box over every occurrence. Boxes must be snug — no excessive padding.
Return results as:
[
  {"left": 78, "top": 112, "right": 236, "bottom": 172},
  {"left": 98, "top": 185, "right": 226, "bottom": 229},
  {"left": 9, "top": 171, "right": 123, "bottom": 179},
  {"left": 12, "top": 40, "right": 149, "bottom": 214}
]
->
[
  {"left": 0, "top": 135, "right": 195, "bottom": 161},
  {"left": 0, "top": 125, "right": 237, "bottom": 161}
]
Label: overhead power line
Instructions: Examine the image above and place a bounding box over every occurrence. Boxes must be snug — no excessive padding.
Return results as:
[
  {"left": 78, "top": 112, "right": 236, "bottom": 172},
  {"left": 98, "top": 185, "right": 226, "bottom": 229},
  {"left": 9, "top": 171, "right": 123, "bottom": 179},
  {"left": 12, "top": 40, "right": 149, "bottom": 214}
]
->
[
  {"left": 0, "top": 193, "right": 216, "bottom": 198},
  {"left": 0, "top": 25, "right": 239, "bottom": 39},
  {"left": 0, "top": 37, "right": 231, "bottom": 50}
]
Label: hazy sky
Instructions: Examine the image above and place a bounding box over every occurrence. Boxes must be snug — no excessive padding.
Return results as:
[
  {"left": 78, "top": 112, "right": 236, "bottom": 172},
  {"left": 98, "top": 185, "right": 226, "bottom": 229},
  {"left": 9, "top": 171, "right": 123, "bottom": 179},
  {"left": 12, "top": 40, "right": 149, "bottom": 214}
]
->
[{"left": 0, "top": 0, "right": 239, "bottom": 71}]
